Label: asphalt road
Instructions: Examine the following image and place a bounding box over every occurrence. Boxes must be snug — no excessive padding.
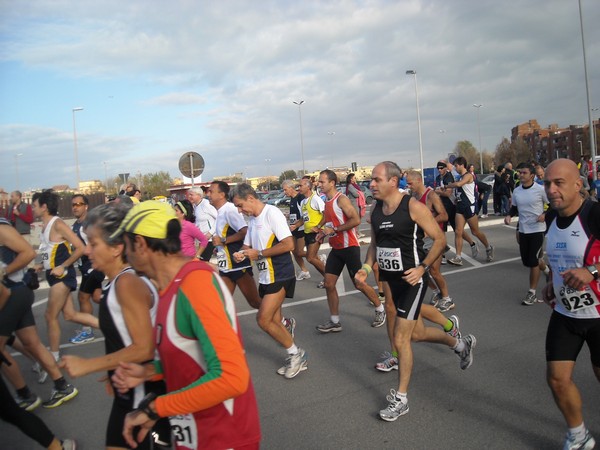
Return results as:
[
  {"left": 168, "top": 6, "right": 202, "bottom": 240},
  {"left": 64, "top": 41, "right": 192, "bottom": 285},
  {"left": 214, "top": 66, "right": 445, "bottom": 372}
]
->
[{"left": 3, "top": 217, "right": 599, "bottom": 449}]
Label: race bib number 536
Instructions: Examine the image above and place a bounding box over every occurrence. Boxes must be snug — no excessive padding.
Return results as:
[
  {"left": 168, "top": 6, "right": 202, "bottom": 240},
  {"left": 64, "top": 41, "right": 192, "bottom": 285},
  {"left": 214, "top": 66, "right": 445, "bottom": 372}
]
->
[{"left": 377, "top": 247, "right": 403, "bottom": 271}]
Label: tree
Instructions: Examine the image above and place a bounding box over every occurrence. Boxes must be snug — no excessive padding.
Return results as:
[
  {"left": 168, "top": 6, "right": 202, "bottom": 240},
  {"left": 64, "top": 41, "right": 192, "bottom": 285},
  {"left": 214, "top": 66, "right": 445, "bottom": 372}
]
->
[
  {"left": 140, "top": 171, "right": 173, "bottom": 199},
  {"left": 494, "top": 137, "right": 514, "bottom": 167},
  {"left": 512, "top": 136, "right": 532, "bottom": 165},
  {"left": 454, "top": 140, "right": 480, "bottom": 170},
  {"left": 279, "top": 170, "right": 297, "bottom": 184}
]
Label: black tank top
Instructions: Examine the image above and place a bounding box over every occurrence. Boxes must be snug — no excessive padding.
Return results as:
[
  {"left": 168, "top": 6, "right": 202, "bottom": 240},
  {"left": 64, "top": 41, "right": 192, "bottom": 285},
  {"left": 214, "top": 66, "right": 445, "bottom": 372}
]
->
[{"left": 370, "top": 194, "right": 425, "bottom": 280}]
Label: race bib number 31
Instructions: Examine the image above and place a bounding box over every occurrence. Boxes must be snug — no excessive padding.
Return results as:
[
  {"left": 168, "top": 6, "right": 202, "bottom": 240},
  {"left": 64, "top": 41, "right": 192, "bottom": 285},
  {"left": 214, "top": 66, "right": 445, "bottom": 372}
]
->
[
  {"left": 377, "top": 247, "right": 403, "bottom": 271},
  {"left": 169, "top": 414, "right": 198, "bottom": 449}
]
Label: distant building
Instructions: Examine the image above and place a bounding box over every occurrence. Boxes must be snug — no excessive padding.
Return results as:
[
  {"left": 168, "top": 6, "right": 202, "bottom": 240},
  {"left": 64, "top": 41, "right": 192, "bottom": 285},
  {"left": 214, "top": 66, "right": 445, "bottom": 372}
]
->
[
  {"left": 512, "top": 119, "right": 599, "bottom": 166},
  {"left": 78, "top": 180, "right": 105, "bottom": 194}
]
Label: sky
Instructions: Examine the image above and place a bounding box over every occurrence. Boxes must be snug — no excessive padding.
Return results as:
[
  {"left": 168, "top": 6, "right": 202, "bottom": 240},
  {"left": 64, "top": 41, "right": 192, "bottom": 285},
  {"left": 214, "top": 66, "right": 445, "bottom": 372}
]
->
[{"left": 1, "top": 0, "right": 599, "bottom": 192}]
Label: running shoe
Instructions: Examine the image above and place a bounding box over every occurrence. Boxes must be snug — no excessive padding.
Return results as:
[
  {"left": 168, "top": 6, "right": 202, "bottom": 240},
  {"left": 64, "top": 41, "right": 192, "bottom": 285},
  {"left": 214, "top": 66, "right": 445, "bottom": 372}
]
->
[
  {"left": 42, "top": 384, "right": 78, "bottom": 408},
  {"left": 372, "top": 309, "right": 386, "bottom": 328},
  {"left": 486, "top": 245, "right": 494, "bottom": 262},
  {"left": 283, "top": 348, "right": 308, "bottom": 379},
  {"left": 441, "top": 255, "right": 447, "bottom": 265},
  {"left": 277, "top": 360, "right": 308, "bottom": 376},
  {"left": 379, "top": 389, "right": 409, "bottom": 422},
  {"left": 480, "top": 214, "right": 488, "bottom": 219},
  {"left": 470, "top": 243, "right": 479, "bottom": 258},
  {"left": 522, "top": 291, "right": 537, "bottom": 306},
  {"left": 69, "top": 330, "right": 95, "bottom": 344},
  {"left": 436, "top": 298, "right": 455, "bottom": 313},
  {"left": 456, "top": 335, "right": 476, "bottom": 370},
  {"left": 563, "top": 429, "right": 596, "bottom": 450},
  {"left": 61, "top": 439, "right": 77, "bottom": 450},
  {"left": 317, "top": 280, "right": 325, "bottom": 289},
  {"left": 318, "top": 254, "right": 327, "bottom": 265},
  {"left": 316, "top": 320, "right": 342, "bottom": 333},
  {"left": 296, "top": 271, "right": 311, "bottom": 281},
  {"left": 16, "top": 392, "right": 41, "bottom": 411},
  {"left": 32, "top": 362, "right": 48, "bottom": 384},
  {"left": 448, "top": 257, "right": 463, "bottom": 266},
  {"left": 429, "top": 292, "right": 441, "bottom": 306},
  {"left": 375, "top": 352, "right": 398, "bottom": 372},
  {"left": 446, "top": 315, "right": 462, "bottom": 339},
  {"left": 283, "top": 317, "right": 296, "bottom": 338}
]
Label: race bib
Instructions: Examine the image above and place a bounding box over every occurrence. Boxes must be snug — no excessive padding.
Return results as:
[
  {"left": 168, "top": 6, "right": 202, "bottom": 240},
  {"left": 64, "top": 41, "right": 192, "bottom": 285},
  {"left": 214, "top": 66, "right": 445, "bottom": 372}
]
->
[
  {"left": 557, "top": 284, "right": 600, "bottom": 312},
  {"left": 216, "top": 250, "right": 229, "bottom": 271},
  {"left": 169, "top": 414, "right": 198, "bottom": 449},
  {"left": 377, "top": 247, "right": 403, "bottom": 271},
  {"left": 39, "top": 242, "right": 51, "bottom": 270}
]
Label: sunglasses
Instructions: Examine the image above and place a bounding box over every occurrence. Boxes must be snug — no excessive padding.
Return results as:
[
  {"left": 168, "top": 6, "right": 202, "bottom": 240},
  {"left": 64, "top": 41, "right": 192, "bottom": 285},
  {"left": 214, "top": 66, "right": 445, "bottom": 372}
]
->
[{"left": 72, "top": 202, "right": 86, "bottom": 207}]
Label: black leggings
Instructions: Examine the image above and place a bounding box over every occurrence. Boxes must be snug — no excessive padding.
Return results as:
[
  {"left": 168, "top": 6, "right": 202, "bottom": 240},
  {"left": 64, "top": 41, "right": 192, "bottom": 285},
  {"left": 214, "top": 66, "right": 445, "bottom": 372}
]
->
[{"left": 0, "top": 371, "right": 55, "bottom": 447}]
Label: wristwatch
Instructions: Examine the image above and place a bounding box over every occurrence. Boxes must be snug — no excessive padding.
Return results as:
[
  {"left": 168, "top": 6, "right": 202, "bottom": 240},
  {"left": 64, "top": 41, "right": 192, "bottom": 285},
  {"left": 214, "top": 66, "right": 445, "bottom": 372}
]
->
[
  {"left": 137, "top": 392, "right": 160, "bottom": 420},
  {"left": 258, "top": 250, "right": 264, "bottom": 260},
  {"left": 586, "top": 265, "right": 599, "bottom": 280},
  {"left": 420, "top": 262, "right": 430, "bottom": 272}
]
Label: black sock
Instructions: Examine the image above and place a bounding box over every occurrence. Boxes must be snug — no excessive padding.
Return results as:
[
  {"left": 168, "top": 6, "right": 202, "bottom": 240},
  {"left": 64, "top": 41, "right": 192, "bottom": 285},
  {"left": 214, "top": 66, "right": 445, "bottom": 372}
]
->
[
  {"left": 53, "top": 377, "right": 67, "bottom": 391},
  {"left": 17, "top": 386, "right": 32, "bottom": 398}
]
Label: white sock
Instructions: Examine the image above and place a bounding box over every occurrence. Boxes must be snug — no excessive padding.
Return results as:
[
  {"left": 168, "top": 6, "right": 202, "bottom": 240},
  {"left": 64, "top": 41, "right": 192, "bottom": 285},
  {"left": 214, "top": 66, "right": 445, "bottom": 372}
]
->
[
  {"left": 569, "top": 423, "right": 587, "bottom": 440},
  {"left": 375, "top": 304, "right": 384, "bottom": 312},
  {"left": 331, "top": 315, "right": 340, "bottom": 324},
  {"left": 286, "top": 344, "right": 298, "bottom": 355},
  {"left": 51, "top": 351, "right": 60, "bottom": 362},
  {"left": 395, "top": 392, "right": 408, "bottom": 404},
  {"left": 528, "top": 289, "right": 536, "bottom": 295},
  {"left": 453, "top": 340, "right": 465, "bottom": 352},
  {"left": 442, "top": 296, "right": 451, "bottom": 301},
  {"left": 82, "top": 326, "right": 92, "bottom": 334}
]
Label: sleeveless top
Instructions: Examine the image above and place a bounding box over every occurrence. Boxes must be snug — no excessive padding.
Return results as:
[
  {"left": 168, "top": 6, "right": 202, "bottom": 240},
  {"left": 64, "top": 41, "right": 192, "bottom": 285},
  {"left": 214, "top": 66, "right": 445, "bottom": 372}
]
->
[
  {"left": 546, "top": 200, "right": 600, "bottom": 319},
  {"left": 39, "top": 216, "right": 72, "bottom": 270},
  {"left": 0, "top": 218, "right": 25, "bottom": 284},
  {"left": 324, "top": 192, "right": 359, "bottom": 249},
  {"left": 370, "top": 195, "right": 425, "bottom": 281},
  {"left": 72, "top": 220, "right": 91, "bottom": 271},
  {"left": 301, "top": 193, "right": 324, "bottom": 232},
  {"left": 455, "top": 173, "right": 476, "bottom": 206},
  {"left": 418, "top": 187, "right": 443, "bottom": 231},
  {"left": 215, "top": 202, "right": 251, "bottom": 273},
  {"left": 99, "top": 267, "right": 161, "bottom": 407}
]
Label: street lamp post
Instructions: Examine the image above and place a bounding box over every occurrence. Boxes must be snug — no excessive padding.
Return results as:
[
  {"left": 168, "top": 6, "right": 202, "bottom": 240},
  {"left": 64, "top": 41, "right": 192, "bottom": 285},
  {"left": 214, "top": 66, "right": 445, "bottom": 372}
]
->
[
  {"left": 578, "top": 0, "right": 597, "bottom": 182},
  {"left": 328, "top": 131, "right": 335, "bottom": 168},
  {"left": 293, "top": 100, "right": 306, "bottom": 175},
  {"left": 265, "top": 158, "right": 271, "bottom": 191},
  {"left": 578, "top": 140, "right": 583, "bottom": 157},
  {"left": 72, "top": 107, "right": 84, "bottom": 189},
  {"left": 103, "top": 161, "right": 108, "bottom": 194},
  {"left": 473, "top": 104, "right": 484, "bottom": 174},
  {"left": 405, "top": 70, "right": 424, "bottom": 175},
  {"left": 14, "top": 153, "right": 23, "bottom": 191}
]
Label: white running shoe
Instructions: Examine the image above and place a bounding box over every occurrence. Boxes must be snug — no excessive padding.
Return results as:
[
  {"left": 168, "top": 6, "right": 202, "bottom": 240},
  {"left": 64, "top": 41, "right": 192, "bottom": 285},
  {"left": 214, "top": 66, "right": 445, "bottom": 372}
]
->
[{"left": 296, "top": 271, "right": 311, "bottom": 281}]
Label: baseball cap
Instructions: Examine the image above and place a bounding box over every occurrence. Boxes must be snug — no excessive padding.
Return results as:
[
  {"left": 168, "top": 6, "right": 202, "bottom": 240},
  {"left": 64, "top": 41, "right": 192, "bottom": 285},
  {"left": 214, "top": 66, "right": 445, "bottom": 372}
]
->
[
  {"left": 436, "top": 161, "right": 447, "bottom": 169},
  {"left": 110, "top": 200, "right": 176, "bottom": 239}
]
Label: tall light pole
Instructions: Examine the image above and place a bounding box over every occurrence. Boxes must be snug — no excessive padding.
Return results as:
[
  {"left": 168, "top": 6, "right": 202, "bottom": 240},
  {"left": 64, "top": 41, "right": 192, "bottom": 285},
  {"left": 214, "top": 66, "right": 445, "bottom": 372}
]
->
[
  {"left": 14, "top": 153, "right": 23, "bottom": 191},
  {"left": 103, "top": 161, "right": 108, "bottom": 193},
  {"left": 72, "top": 107, "right": 84, "bottom": 189},
  {"left": 328, "top": 131, "right": 336, "bottom": 168},
  {"left": 405, "top": 70, "right": 424, "bottom": 175},
  {"left": 592, "top": 108, "right": 599, "bottom": 166},
  {"left": 578, "top": 140, "right": 583, "bottom": 157},
  {"left": 473, "top": 104, "right": 484, "bottom": 174},
  {"left": 578, "top": 0, "right": 597, "bottom": 181},
  {"left": 293, "top": 100, "right": 306, "bottom": 175},
  {"left": 265, "top": 158, "right": 271, "bottom": 191}
]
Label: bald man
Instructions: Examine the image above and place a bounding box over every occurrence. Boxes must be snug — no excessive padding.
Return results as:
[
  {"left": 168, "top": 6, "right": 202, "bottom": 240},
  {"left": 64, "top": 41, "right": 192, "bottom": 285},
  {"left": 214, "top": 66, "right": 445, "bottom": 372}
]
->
[{"left": 542, "top": 158, "right": 600, "bottom": 450}]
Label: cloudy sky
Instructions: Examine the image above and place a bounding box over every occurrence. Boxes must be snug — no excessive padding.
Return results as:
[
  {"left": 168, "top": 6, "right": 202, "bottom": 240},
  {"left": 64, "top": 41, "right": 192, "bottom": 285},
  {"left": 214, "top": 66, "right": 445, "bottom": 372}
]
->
[{"left": 1, "top": 0, "right": 599, "bottom": 192}]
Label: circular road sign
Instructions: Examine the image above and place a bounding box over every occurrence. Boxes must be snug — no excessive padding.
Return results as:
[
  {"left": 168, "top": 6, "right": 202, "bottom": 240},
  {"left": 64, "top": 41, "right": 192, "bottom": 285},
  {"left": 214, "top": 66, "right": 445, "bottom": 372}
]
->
[{"left": 179, "top": 152, "right": 205, "bottom": 179}]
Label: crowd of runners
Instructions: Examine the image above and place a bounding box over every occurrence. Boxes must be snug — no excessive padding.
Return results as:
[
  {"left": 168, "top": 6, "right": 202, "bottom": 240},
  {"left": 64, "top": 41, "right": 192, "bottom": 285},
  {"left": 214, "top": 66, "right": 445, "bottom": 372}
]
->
[{"left": 0, "top": 156, "right": 598, "bottom": 450}]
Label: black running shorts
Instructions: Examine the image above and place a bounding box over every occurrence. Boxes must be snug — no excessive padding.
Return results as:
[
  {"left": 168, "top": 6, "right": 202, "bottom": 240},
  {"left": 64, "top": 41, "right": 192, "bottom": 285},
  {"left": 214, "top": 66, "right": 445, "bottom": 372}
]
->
[{"left": 545, "top": 311, "right": 600, "bottom": 367}]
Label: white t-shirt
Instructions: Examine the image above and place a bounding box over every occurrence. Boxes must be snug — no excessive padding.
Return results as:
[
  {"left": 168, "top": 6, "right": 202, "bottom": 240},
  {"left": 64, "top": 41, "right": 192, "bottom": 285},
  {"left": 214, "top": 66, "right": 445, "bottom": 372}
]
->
[
  {"left": 244, "top": 204, "right": 294, "bottom": 285},
  {"left": 512, "top": 183, "right": 548, "bottom": 234},
  {"left": 194, "top": 199, "right": 217, "bottom": 235}
]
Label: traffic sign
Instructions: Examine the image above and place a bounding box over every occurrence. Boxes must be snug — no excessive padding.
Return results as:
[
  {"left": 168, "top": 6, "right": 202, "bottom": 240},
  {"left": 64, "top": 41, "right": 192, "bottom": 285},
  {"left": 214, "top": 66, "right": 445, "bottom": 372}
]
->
[{"left": 179, "top": 152, "right": 205, "bottom": 180}]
